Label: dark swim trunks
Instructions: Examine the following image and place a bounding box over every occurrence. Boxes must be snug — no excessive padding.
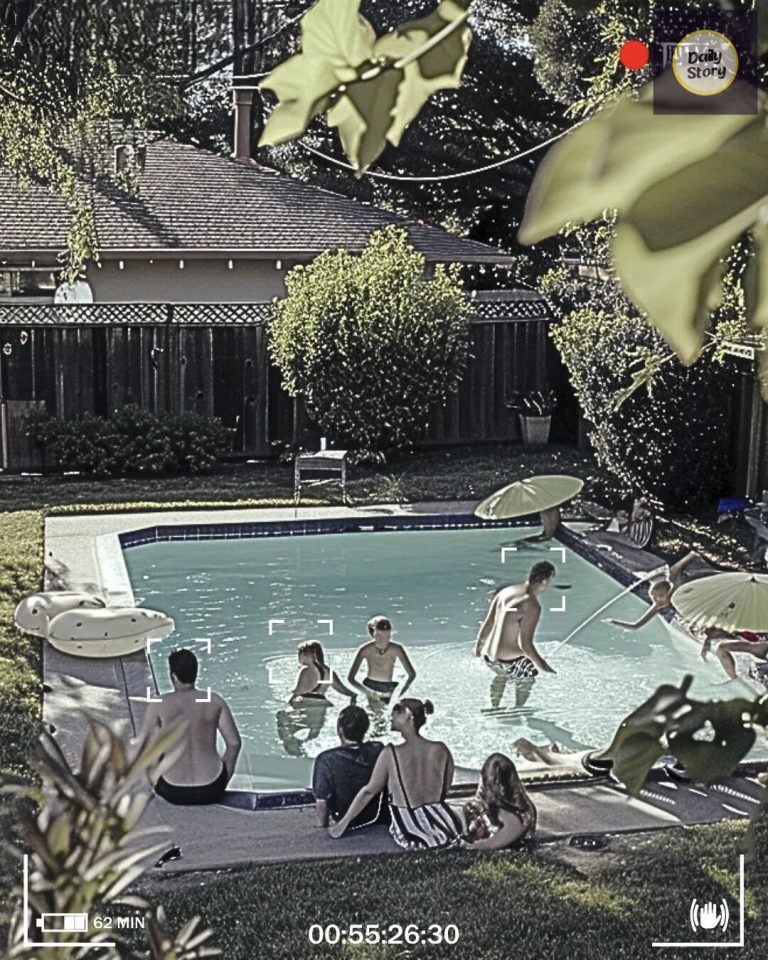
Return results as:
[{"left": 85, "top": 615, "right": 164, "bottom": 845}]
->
[
  {"left": 155, "top": 763, "right": 228, "bottom": 806},
  {"left": 484, "top": 654, "right": 539, "bottom": 680},
  {"left": 362, "top": 677, "right": 398, "bottom": 697}
]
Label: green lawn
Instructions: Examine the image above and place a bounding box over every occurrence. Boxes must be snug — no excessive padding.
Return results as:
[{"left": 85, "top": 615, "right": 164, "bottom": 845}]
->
[
  {"left": 0, "top": 444, "right": 755, "bottom": 569},
  {"left": 1, "top": 444, "right": 765, "bottom": 957},
  {"left": 144, "top": 819, "right": 767, "bottom": 960}
]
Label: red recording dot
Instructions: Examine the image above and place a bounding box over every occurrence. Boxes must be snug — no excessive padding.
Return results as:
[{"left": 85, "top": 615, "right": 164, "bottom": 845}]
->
[{"left": 619, "top": 40, "right": 649, "bottom": 70}]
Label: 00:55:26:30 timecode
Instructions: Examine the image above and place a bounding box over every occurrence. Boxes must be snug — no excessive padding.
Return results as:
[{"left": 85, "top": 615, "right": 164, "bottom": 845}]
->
[{"left": 308, "top": 923, "right": 460, "bottom": 946}]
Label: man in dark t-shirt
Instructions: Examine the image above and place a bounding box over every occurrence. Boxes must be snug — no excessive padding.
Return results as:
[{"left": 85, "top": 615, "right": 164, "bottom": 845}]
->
[{"left": 313, "top": 705, "right": 388, "bottom": 829}]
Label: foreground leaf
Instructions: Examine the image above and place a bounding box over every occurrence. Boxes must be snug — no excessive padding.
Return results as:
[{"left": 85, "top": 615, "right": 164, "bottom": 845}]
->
[
  {"left": 612, "top": 119, "right": 768, "bottom": 362},
  {"left": 519, "top": 77, "right": 758, "bottom": 248},
  {"left": 259, "top": 0, "right": 375, "bottom": 147},
  {"left": 374, "top": 0, "right": 472, "bottom": 149},
  {"left": 519, "top": 72, "right": 768, "bottom": 367},
  {"left": 260, "top": 0, "right": 471, "bottom": 171},
  {"left": 604, "top": 675, "right": 768, "bottom": 795}
]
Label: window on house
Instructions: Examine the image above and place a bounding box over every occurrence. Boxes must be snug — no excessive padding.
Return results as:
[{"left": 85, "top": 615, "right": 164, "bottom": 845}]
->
[{"left": 0, "top": 268, "right": 58, "bottom": 299}]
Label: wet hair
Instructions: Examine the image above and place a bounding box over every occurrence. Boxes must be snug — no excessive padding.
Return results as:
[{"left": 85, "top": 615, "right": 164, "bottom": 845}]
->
[
  {"left": 298, "top": 640, "right": 326, "bottom": 669},
  {"left": 395, "top": 697, "right": 434, "bottom": 730},
  {"left": 529, "top": 561, "right": 556, "bottom": 585},
  {"left": 476, "top": 752, "right": 534, "bottom": 826},
  {"left": 367, "top": 615, "right": 392, "bottom": 636},
  {"left": 650, "top": 579, "right": 673, "bottom": 599},
  {"left": 169, "top": 648, "right": 198, "bottom": 685},
  {"left": 338, "top": 704, "right": 370, "bottom": 743}
]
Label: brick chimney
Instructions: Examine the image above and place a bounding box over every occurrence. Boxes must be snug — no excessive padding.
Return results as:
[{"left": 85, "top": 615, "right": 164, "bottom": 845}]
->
[{"left": 233, "top": 88, "right": 254, "bottom": 160}]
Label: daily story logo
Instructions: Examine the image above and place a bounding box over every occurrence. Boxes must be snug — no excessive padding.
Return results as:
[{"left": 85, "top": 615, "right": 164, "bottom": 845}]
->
[{"left": 670, "top": 29, "right": 739, "bottom": 97}]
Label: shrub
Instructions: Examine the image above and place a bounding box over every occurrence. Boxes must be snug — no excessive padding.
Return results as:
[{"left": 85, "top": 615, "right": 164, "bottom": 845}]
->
[
  {"left": 30, "top": 406, "right": 231, "bottom": 477},
  {"left": 3, "top": 724, "right": 221, "bottom": 958},
  {"left": 268, "top": 226, "right": 474, "bottom": 456},
  {"left": 550, "top": 307, "right": 737, "bottom": 510}
]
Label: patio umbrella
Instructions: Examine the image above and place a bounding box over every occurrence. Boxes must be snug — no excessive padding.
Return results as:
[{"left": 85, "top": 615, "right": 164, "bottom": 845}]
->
[
  {"left": 671, "top": 572, "right": 768, "bottom": 632},
  {"left": 474, "top": 474, "right": 584, "bottom": 520}
]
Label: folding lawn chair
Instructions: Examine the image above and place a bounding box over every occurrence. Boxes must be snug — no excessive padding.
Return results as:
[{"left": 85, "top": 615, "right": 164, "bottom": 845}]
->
[{"left": 581, "top": 498, "right": 654, "bottom": 549}]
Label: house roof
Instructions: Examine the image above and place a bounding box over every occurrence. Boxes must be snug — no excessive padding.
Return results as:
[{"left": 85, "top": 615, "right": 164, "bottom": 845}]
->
[{"left": 0, "top": 139, "right": 512, "bottom": 263}]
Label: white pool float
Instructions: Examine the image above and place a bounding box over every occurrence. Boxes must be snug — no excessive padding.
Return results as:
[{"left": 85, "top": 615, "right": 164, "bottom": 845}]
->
[
  {"left": 14, "top": 592, "right": 106, "bottom": 637},
  {"left": 46, "top": 607, "right": 175, "bottom": 658}
]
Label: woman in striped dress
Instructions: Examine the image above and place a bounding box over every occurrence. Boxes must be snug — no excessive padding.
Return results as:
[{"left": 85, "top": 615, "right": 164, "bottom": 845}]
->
[{"left": 328, "top": 698, "right": 461, "bottom": 849}]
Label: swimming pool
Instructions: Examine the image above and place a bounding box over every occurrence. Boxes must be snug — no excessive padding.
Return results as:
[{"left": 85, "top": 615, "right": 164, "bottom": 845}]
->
[{"left": 124, "top": 524, "right": 764, "bottom": 789}]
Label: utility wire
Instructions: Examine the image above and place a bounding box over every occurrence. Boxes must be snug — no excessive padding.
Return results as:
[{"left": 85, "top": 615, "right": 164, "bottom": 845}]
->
[{"left": 295, "top": 120, "right": 583, "bottom": 182}]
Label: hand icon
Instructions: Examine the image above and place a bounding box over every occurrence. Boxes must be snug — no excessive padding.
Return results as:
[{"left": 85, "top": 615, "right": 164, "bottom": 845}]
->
[{"left": 699, "top": 902, "right": 720, "bottom": 930}]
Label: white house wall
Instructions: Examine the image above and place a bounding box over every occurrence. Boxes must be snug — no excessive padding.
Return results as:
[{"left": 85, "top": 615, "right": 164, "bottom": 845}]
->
[{"left": 87, "top": 258, "right": 288, "bottom": 302}]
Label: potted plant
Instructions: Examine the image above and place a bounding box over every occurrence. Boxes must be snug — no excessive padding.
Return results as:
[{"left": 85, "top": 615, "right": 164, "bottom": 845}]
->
[{"left": 508, "top": 389, "right": 557, "bottom": 445}]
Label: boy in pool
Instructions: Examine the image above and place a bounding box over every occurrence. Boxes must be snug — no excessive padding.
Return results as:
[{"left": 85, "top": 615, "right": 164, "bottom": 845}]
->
[
  {"left": 347, "top": 616, "right": 416, "bottom": 704},
  {"left": 606, "top": 551, "right": 702, "bottom": 630}
]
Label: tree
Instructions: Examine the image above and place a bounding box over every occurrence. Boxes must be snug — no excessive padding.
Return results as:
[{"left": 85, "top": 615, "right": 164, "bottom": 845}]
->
[
  {"left": 257, "top": 0, "right": 566, "bottom": 286},
  {"left": 528, "top": 0, "right": 604, "bottom": 106},
  {"left": 0, "top": 0, "right": 233, "bottom": 274},
  {"left": 268, "top": 225, "right": 474, "bottom": 455}
]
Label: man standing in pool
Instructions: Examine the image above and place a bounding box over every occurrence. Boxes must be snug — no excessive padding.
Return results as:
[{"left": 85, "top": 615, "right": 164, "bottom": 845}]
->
[
  {"left": 347, "top": 615, "right": 417, "bottom": 704},
  {"left": 473, "top": 561, "right": 557, "bottom": 678}
]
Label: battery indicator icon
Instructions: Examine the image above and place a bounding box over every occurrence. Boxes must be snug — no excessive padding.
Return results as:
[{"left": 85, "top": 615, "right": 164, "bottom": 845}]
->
[{"left": 36, "top": 913, "right": 89, "bottom": 933}]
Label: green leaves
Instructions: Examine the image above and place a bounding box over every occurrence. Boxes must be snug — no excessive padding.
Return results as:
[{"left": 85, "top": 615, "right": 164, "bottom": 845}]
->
[
  {"left": 259, "top": 0, "right": 376, "bottom": 150},
  {"left": 603, "top": 674, "right": 768, "bottom": 796},
  {"left": 3, "top": 722, "right": 222, "bottom": 958},
  {"left": 364, "top": 0, "right": 473, "bottom": 150},
  {"left": 268, "top": 225, "right": 473, "bottom": 452},
  {"left": 259, "top": 0, "right": 472, "bottom": 171},
  {"left": 520, "top": 76, "right": 768, "bottom": 368}
]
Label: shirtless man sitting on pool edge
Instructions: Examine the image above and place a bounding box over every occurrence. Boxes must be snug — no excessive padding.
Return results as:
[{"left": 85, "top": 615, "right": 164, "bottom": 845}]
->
[
  {"left": 473, "top": 561, "right": 557, "bottom": 679},
  {"left": 137, "top": 648, "right": 242, "bottom": 805}
]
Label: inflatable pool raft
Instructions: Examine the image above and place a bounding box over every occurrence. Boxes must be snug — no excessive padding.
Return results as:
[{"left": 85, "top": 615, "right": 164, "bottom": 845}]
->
[
  {"left": 46, "top": 607, "right": 175, "bottom": 658},
  {"left": 14, "top": 592, "right": 105, "bottom": 637}
]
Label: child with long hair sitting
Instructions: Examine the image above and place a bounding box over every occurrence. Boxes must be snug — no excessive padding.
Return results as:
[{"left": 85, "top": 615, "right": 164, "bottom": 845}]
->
[{"left": 463, "top": 752, "right": 537, "bottom": 850}]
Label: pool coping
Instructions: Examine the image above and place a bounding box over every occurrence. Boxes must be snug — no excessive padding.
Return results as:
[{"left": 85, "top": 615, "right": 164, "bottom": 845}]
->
[{"left": 43, "top": 502, "right": 768, "bottom": 808}]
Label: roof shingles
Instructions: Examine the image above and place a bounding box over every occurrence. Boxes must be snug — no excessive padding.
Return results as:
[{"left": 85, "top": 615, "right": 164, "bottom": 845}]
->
[{"left": 0, "top": 140, "right": 511, "bottom": 263}]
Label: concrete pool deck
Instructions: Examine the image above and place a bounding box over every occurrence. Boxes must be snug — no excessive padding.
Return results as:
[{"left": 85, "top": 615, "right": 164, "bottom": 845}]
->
[{"left": 41, "top": 502, "right": 767, "bottom": 874}]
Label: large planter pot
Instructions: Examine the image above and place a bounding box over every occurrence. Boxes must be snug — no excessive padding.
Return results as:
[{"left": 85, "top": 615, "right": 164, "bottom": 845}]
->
[{"left": 519, "top": 414, "right": 552, "bottom": 445}]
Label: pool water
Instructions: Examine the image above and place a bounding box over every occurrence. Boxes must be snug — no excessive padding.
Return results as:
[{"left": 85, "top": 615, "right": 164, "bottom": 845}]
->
[{"left": 125, "top": 526, "right": 764, "bottom": 788}]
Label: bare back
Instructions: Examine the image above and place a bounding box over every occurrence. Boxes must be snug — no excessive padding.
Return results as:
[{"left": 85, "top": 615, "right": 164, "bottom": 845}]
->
[
  {"left": 147, "top": 689, "right": 236, "bottom": 786},
  {"left": 386, "top": 739, "right": 453, "bottom": 808},
  {"left": 486, "top": 584, "right": 540, "bottom": 661}
]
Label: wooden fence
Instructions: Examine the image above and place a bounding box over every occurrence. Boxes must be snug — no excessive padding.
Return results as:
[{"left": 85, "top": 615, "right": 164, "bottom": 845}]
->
[{"left": 0, "top": 300, "right": 572, "bottom": 470}]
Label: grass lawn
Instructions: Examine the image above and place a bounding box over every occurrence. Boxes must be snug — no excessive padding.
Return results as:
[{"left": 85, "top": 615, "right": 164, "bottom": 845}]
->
[
  {"left": 0, "top": 444, "right": 598, "bottom": 513},
  {"left": 1, "top": 443, "right": 766, "bottom": 956},
  {"left": 143, "top": 820, "right": 767, "bottom": 960},
  {"left": 0, "top": 444, "right": 756, "bottom": 570}
]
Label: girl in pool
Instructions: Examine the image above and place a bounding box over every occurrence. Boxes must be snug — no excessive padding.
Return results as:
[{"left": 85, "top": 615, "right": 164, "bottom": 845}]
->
[
  {"left": 463, "top": 752, "right": 537, "bottom": 850},
  {"left": 277, "top": 641, "right": 357, "bottom": 757},
  {"left": 288, "top": 640, "right": 357, "bottom": 703}
]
